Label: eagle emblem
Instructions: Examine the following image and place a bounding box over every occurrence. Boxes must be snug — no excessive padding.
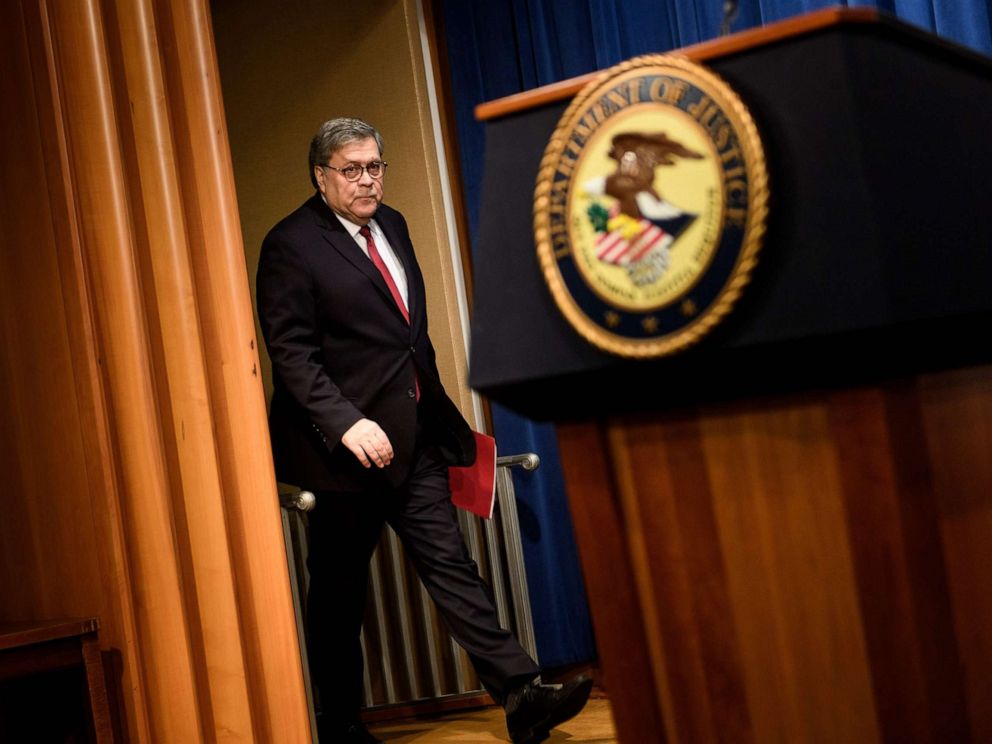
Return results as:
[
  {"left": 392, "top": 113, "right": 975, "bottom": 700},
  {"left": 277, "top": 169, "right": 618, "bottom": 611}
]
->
[
  {"left": 534, "top": 54, "right": 768, "bottom": 358},
  {"left": 584, "top": 132, "right": 703, "bottom": 286}
]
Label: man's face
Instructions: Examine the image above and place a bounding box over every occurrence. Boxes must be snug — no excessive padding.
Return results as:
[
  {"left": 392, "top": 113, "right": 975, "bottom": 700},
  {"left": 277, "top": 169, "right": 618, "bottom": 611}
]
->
[{"left": 315, "top": 136, "right": 384, "bottom": 225}]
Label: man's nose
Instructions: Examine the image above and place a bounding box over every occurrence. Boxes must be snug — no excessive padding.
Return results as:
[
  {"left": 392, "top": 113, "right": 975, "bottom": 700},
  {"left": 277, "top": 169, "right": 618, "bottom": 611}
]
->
[{"left": 358, "top": 167, "right": 375, "bottom": 185}]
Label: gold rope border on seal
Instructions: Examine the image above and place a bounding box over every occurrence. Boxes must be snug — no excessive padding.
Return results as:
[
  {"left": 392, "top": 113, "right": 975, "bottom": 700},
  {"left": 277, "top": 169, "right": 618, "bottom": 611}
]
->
[{"left": 533, "top": 53, "right": 770, "bottom": 359}]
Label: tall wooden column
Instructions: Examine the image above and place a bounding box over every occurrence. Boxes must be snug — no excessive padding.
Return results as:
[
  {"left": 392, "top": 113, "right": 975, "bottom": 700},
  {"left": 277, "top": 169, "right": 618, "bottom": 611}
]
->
[{"left": 0, "top": 0, "right": 310, "bottom": 740}]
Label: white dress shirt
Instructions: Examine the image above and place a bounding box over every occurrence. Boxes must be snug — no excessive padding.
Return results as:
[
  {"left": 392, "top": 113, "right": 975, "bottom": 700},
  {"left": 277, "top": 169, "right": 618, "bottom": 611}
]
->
[{"left": 331, "top": 209, "right": 410, "bottom": 311}]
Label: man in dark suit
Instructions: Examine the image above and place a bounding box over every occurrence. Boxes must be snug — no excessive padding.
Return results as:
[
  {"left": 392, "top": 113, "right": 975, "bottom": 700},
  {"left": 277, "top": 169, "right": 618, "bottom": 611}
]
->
[{"left": 257, "top": 118, "right": 592, "bottom": 744}]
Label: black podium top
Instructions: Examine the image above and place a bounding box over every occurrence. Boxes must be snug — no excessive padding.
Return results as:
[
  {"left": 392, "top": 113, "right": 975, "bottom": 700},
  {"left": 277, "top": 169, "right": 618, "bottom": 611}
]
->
[{"left": 468, "top": 11, "right": 992, "bottom": 420}]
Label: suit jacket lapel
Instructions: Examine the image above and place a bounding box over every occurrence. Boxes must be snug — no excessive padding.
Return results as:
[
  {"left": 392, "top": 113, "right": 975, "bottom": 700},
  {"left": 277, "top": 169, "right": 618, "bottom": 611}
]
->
[{"left": 307, "top": 195, "right": 413, "bottom": 327}]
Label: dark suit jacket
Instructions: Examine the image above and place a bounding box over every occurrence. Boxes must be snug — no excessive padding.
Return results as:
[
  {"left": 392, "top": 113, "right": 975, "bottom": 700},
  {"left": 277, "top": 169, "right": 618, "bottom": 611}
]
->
[{"left": 257, "top": 193, "right": 476, "bottom": 492}]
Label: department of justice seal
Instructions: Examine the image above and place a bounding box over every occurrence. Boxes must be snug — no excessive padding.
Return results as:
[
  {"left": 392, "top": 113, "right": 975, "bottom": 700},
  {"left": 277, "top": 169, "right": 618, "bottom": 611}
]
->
[{"left": 534, "top": 54, "right": 768, "bottom": 358}]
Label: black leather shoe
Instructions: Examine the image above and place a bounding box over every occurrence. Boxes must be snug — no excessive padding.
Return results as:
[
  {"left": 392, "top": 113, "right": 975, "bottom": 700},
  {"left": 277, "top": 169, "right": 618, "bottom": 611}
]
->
[{"left": 505, "top": 674, "right": 594, "bottom": 744}]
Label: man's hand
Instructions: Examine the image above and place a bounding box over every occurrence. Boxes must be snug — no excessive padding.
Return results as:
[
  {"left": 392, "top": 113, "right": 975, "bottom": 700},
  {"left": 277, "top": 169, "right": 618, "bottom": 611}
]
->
[{"left": 341, "top": 418, "right": 394, "bottom": 469}]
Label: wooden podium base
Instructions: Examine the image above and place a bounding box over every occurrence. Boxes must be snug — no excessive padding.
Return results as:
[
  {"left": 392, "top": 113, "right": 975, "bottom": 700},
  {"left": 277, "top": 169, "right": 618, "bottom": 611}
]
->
[{"left": 558, "top": 364, "right": 992, "bottom": 743}]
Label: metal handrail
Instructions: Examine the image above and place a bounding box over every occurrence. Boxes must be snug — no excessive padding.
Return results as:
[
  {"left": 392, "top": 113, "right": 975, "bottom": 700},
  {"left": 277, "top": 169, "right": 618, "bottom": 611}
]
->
[
  {"left": 279, "top": 453, "right": 540, "bottom": 512},
  {"left": 497, "top": 453, "right": 540, "bottom": 471},
  {"left": 279, "top": 489, "right": 315, "bottom": 512}
]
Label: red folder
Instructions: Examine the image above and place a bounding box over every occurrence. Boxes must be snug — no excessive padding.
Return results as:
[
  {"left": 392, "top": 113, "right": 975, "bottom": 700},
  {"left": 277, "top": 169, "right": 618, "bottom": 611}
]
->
[{"left": 449, "top": 431, "right": 497, "bottom": 519}]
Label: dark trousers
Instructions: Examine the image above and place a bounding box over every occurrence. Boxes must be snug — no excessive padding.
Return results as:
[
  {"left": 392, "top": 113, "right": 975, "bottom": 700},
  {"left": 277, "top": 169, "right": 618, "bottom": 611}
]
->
[{"left": 305, "top": 440, "right": 540, "bottom": 722}]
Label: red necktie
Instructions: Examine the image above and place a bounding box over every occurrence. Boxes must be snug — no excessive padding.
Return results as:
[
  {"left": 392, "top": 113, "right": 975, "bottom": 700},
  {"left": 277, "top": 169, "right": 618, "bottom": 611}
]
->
[
  {"left": 360, "top": 225, "right": 408, "bottom": 323},
  {"left": 360, "top": 224, "right": 419, "bottom": 399}
]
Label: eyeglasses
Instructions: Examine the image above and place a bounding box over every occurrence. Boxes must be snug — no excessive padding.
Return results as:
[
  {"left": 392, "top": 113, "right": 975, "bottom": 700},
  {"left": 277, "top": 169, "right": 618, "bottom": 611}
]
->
[{"left": 321, "top": 160, "right": 388, "bottom": 182}]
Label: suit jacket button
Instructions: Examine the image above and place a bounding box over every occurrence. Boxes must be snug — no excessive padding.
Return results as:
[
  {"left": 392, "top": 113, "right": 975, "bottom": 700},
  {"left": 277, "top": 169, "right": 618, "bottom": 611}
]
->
[{"left": 407, "top": 388, "right": 416, "bottom": 398}]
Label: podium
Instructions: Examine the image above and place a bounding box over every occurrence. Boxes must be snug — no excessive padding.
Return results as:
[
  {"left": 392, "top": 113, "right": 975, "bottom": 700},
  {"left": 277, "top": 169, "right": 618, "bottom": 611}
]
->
[{"left": 469, "top": 9, "right": 992, "bottom": 743}]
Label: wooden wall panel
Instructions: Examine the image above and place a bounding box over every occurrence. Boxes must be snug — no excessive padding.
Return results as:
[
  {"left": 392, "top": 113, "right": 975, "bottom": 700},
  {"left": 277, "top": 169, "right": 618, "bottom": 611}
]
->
[
  {"left": 0, "top": 0, "right": 108, "bottom": 623},
  {"left": 100, "top": 0, "right": 259, "bottom": 737},
  {"left": 1, "top": 0, "right": 310, "bottom": 740},
  {"left": 2, "top": 1, "right": 153, "bottom": 739},
  {"left": 558, "top": 366, "right": 991, "bottom": 743},
  {"left": 34, "top": 0, "right": 206, "bottom": 738},
  {"left": 158, "top": 1, "right": 310, "bottom": 736}
]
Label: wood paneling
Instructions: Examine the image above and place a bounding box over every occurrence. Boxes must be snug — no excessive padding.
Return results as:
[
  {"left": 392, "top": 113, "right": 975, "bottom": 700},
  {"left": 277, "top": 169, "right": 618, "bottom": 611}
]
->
[
  {"left": 155, "top": 1, "right": 310, "bottom": 737},
  {"left": 920, "top": 368, "right": 992, "bottom": 742},
  {"left": 555, "top": 422, "right": 669, "bottom": 743},
  {"left": 558, "top": 367, "right": 992, "bottom": 743},
  {"left": 613, "top": 414, "right": 752, "bottom": 743},
  {"left": 830, "top": 385, "right": 969, "bottom": 741},
  {"left": 1, "top": 1, "right": 156, "bottom": 739},
  {"left": 1, "top": 0, "right": 310, "bottom": 740},
  {"left": 39, "top": 0, "right": 206, "bottom": 737}
]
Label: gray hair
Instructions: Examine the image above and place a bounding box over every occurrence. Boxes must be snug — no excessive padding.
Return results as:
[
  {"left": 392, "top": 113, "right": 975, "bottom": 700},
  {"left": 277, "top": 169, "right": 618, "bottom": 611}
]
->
[{"left": 309, "top": 117, "right": 384, "bottom": 188}]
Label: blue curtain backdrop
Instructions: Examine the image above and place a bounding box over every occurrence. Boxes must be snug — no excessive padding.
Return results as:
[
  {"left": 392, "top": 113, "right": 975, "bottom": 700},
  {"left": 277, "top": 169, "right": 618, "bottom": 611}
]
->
[{"left": 439, "top": 0, "right": 992, "bottom": 668}]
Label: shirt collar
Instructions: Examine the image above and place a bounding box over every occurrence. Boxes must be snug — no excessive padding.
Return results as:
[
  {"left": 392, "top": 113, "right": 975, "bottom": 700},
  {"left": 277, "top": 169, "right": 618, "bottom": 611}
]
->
[{"left": 320, "top": 193, "right": 376, "bottom": 238}]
